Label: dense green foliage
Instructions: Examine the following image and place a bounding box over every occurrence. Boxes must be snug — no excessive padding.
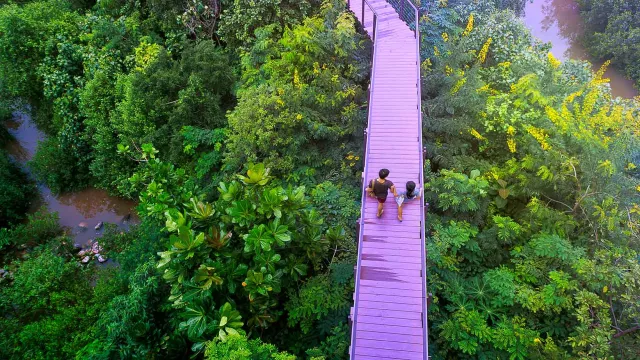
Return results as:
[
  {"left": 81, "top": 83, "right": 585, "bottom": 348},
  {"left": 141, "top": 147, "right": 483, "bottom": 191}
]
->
[
  {"left": 1, "top": 0, "right": 364, "bottom": 358},
  {"left": 0, "top": 149, "right": 36, "bottom": 227},
  {"left": 578, "top": 0, "right": 640, "bottom": 87},
  {"left": 420, "top": 3, "right": 640, "bottom": 358},
  {"left": 225, "top": 5, "right": 369, "bottom": 175},
  {"left": 3, "top": 0, "right": 640, "bottom": 358},
  {"left": 0, "top": 110, "right": 36, "bottom": 226}
]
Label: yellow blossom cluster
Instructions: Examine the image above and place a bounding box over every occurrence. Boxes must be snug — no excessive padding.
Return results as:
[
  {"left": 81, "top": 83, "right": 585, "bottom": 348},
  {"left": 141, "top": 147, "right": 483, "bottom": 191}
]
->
[
  {"left": 442, "top": 32, "right": 449, "bottom": 42},
  {"left": 506, "top": 126, "right": 517, "bottom": 153},
  {"left": 470, "top": 128, "right": 486, "bottom": 141},
  {"left": 293, "top": 69, "right": 301, "bottom": 87},
  {"left": 564, "top": 90, "right": 583, "bottom": 104},
  {"left": 591, "top": 78, "right": 611, "bottom": 86},
  {"left": 345, "top": 154, "right": 360, "bottom": 167},
  {"left": 478, "top": 38, "right": 492, "bottom": 64},
  {"left": 526, "top": 126, "right": 551, "bottom": 150},
  {"left": 476, "top": 84, "right": 490, "bottom": 93},
  {"left": 462, "top": 14, "right": 474, "bottom": 36},
  {"left": 421, "top": 58, "right": 432, "bottom": 72},
  {"left": 545, "top": 106, "right": 568, "bottom": 132},
  {"left": 434, "top": 46, "right": 440, "bottom": 57},
  {"left": 581, "top": 89, "right": 599, "bottom": 118},
  {"left": 547, "top": 52, "right": 561, "bottom": 69},
  {"left": 450, "top": 78, "right": 467, "bottom": 95},
  {"left": 445, "top": 65, "right": 453, "bottom": 76},
  {"left": 594, "top": 60, "right": 611, "bottom": 80}
]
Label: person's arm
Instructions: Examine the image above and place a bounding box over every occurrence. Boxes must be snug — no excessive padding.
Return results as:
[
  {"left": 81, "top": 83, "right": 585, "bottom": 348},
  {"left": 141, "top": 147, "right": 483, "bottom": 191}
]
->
[{"left": 390, "top": 184, "right": 398, "bottom": 197}]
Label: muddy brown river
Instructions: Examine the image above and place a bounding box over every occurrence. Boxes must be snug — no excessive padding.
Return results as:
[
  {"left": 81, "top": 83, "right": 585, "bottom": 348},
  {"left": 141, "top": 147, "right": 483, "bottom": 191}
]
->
[
  {"left": 4, "top": 111, "right": 138, "bottom": 248},
  {"left": 522, "top": 0, "right": 638, "bottom": 99}
]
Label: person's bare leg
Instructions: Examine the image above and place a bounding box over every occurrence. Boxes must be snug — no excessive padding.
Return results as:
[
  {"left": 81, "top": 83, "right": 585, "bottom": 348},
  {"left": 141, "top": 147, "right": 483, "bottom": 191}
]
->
[
  {"left": 377, "top": 202, "right": 383, "bottom": 218},
  {"left": 398, "top": 204, "right": 403, "bottom": 222}
]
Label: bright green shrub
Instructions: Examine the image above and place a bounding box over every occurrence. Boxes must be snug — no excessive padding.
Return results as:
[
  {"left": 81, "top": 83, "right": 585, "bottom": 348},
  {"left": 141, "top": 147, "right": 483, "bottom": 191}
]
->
[{"left": 225, "top": 1, "right": 369, "bottom": 175}]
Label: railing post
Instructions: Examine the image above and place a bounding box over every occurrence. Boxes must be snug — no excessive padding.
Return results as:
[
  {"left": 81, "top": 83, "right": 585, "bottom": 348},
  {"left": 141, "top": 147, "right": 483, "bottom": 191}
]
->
[
  {"left": 415, "top": 6, "right": 419, "bottom": 39},
  {"left": 400, "top": 0, "right": 404, "bottom": 21},
  {"left": 373, "top": 13, "right": 377, "bottom": 42},
  {"left": 362, "top": 0, "right": 365, "bottom": 27}
]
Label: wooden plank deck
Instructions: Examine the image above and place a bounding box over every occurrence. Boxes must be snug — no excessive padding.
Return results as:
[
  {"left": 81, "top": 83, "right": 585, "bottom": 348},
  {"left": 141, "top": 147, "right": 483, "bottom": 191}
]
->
[{"left": 348, "top": 0, "right": 428, "bottom": 359}]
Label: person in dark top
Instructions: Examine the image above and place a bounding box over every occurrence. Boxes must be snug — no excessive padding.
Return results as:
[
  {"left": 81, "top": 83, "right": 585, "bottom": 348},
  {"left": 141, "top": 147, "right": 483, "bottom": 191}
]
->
[
  {"left": 395, "top": 180, "right": 421, "bottom": 222},
  {"left": 366, "top": 168, "right": 397, "bottom": 218}
]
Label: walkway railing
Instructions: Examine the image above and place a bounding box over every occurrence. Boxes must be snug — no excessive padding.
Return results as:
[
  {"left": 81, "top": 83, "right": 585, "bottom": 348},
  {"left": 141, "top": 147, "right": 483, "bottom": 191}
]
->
[
  {"left": 349, "top": 0, "right": 379, "bottom": 351},
  {"left": 348, "top": 0, "right": 428, "bottom": 358},
  {"left": 347, "top": 0, "right": 378, "bottom": 41}
]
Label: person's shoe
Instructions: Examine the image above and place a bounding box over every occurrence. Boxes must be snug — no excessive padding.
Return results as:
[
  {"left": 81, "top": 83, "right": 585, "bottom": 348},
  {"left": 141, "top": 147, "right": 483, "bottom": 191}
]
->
[
  {"left": 398, "top": 215, "right": 403, "bottom": 222},
  {"left": 377, "top": 210, "right": 384, "bottom": 218}
]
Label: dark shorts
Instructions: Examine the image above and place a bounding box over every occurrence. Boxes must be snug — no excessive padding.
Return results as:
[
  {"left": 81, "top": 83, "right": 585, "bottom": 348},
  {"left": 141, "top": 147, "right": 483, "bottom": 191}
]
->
[{"left": 377, "top": 197, "right": 387, "bottom": 204}]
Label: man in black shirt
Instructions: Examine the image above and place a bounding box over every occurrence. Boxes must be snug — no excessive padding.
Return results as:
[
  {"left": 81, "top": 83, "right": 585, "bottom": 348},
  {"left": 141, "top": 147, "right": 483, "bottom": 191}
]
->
[{"left": 366, "top": 168, "right": 398, "bottom": 218}]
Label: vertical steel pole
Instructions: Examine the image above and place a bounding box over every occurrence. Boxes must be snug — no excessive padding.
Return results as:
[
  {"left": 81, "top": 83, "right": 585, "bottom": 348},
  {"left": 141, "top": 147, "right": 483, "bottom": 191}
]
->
[
  {"left": 373, "top": 13, "right": 377, "bottom": 42},
  {"left": 415, "top": 5, "right": 418, "bottom": 38},
  {"left": 362, "top": 0, "right": 365, "bottom": 26}
]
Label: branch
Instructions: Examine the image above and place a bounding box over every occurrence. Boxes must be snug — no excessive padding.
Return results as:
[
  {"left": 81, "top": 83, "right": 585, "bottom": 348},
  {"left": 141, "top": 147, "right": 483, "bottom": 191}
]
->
[
  {"left": 541, "top": 194, "right": 573, "bottom": 212},
  {"left": 609, "top": 295, "right": 620, "bottom": 331},
  {"left": 613, "top": 326, "right": 640, "bottom": 338}
]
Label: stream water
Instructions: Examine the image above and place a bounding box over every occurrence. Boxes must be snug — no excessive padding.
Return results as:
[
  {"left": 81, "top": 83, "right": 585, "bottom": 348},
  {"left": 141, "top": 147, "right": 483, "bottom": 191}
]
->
[
  {"left": 4, "top": 111, "right": 138, "bottom": 250},
  {"left": 522, "top": 0, "right": 638, "bottom": 99}
]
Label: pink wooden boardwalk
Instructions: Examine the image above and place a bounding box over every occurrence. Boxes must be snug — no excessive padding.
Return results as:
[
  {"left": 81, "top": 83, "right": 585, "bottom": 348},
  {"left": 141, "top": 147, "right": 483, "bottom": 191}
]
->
[{"left": 348, "top": 1, "right": 428, "bottom": 359}]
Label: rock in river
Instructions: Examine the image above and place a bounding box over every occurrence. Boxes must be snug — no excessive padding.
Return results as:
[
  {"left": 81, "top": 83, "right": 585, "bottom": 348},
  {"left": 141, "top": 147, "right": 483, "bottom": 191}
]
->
[
  {"left": 95, "top": 221, "right": 103, "bottom": 230},
  {"left": 91, "top": 242, "right": 103, "bottom": 254},
  {"left": 78, "top": 222, "right": 88, "bottom": 228},
  {"left": 97, "top": 255, "right": 107, "bottom": 263},
  {"left": 81, "top": 256, "right": 91, "bottom": 264},
  {"left": 121, "top": 213, "right": 131, "bottom": 223}
]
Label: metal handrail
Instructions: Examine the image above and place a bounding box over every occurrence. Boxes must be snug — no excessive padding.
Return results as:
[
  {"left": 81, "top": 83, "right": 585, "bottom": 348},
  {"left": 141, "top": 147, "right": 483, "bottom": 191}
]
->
[
  {"left": 348, "top": 0, "right": 428, "bottom": 358},
  {"left": 391, "top": 1, "right": 428, "bottom": 356},
  {"left": 349, "top": 0, "right": 378, "bottom": 358}
]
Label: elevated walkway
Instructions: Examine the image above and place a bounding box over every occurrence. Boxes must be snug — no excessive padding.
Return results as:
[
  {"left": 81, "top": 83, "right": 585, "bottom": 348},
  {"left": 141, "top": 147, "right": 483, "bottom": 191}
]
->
[{"left": 347, "top": 0, "right": 428, "bottom": 359}]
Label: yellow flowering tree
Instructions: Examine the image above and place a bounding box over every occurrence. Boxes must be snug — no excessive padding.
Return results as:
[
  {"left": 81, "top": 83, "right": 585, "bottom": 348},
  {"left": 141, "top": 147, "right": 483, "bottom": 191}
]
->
[{"left": 422, "top": 9, "right": 640, "bottom": 360}]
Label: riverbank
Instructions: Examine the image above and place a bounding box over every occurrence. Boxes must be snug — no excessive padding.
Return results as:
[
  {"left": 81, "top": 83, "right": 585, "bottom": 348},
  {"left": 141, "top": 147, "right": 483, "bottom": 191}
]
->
[
  {"left": 3, "top": 110, "right": 137, "bottom": 250},
  {"left": 522, "top": 0, "right": 638, "bottom": 98}
]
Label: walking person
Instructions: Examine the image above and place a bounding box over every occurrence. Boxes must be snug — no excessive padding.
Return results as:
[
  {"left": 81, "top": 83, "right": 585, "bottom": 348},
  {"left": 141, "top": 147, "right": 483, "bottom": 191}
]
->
[
  {"left": 395, "top": 180, "right": 421, "bottom": 222},
  {"left": 366, "top": 169, "right": 397, "bottom": 218}
]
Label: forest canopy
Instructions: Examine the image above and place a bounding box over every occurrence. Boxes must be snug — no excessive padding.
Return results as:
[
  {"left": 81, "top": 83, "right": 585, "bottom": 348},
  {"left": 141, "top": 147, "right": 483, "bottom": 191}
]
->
[{"left": 1, "top": 0, "right": 640, "bottom": 358}]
